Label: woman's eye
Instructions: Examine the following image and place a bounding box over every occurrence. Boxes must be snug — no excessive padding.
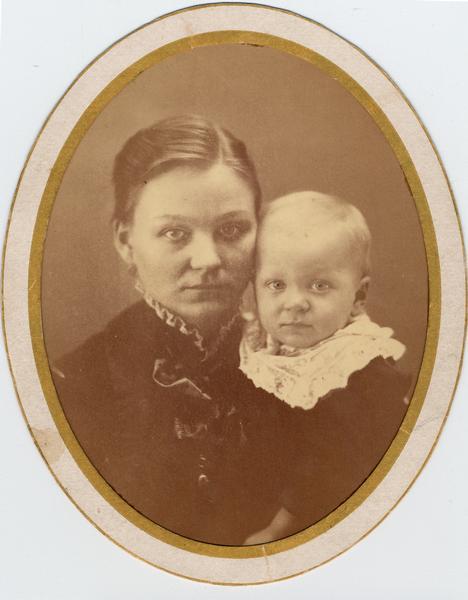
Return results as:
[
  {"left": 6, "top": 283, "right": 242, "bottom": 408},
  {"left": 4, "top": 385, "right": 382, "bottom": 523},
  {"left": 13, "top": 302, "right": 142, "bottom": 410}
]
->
[
  {"left": 217, "top": 222, "right": 248, "bottom": 241},
  {"left": 266, "top": 280, "right": 286, "bottom": 291},
  {"left": 311, "top": 280, "right": 330, "bottom": 292},
  {"left": 161, "top": 228, "right": 189, "bottom": 242}
]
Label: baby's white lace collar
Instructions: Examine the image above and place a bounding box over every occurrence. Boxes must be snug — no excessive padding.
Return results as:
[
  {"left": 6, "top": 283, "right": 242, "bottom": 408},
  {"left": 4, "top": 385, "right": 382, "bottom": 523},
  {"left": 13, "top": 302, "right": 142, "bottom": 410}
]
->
[{"left": 239, "top": 314, "right": 406, "bottom": 410}]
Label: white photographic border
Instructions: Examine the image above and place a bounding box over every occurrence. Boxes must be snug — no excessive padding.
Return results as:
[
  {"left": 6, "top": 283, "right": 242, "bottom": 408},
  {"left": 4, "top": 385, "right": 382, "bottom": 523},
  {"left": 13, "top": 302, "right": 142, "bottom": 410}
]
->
[{"left": 1, "top": 1, "right": 466, "bottom": 594}]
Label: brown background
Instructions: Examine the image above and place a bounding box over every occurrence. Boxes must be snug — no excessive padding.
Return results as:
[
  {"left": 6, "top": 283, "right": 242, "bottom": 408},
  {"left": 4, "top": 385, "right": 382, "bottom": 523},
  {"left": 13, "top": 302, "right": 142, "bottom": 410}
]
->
[{"left": 41, "top": 43, "right": 428, "bottom": 379}]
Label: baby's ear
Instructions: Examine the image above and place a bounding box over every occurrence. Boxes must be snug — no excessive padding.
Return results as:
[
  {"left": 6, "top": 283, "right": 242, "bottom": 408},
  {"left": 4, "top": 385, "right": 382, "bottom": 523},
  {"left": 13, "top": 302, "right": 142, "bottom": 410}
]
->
[{"left": 351, "top": 276, "right": 370, "bottom": 317}]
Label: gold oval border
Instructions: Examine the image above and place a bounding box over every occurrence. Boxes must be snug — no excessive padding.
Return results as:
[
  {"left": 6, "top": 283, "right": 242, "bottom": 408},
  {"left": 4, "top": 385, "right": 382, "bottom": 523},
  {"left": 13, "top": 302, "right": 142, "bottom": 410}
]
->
[
  {"left": 27, "top": 29, "right": 440, "bottom": 560},
  {"left": 3, "top": 2, "right": 465, "bottom": 585}
]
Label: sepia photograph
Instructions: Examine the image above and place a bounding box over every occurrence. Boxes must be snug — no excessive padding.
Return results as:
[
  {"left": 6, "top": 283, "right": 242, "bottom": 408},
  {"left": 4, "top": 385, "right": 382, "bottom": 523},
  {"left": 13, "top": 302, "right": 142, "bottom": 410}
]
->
[
  {"left": 1, "top": 0, "right": 466, "bottom": 592},
  {"left": 41, "top": 41, "right": 426, "bottom": 546}
]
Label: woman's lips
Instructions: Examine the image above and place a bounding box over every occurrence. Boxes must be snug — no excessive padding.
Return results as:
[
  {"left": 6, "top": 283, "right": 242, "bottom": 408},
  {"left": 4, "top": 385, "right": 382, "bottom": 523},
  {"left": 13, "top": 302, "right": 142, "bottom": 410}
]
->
[
  {"left": 182, "top": 283, "right": 231, "bottom": 298},
  {"left": 185, "top": 283, "right": 226, "bottom": 289},
  {"left": 280, "top": 322, "right": 314, "bottom": 329}
]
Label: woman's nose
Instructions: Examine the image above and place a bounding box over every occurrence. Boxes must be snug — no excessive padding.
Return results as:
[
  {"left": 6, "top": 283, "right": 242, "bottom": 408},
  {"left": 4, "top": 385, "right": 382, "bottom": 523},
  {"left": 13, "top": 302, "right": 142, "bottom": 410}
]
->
[
  {"left": 283, "top": 290, "right": 310, "bottom": 313},
  {"left": 188, "top": 233, "right": 222, "bottom": 270}
]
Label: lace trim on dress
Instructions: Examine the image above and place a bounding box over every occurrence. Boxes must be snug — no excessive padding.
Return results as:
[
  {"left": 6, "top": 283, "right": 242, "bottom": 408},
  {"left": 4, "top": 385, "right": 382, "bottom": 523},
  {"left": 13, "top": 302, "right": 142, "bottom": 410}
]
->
[
  {"left": 135, "top": 281, "right": 239, "bottom": 361},
  {"left": 239, "top": 314, "right": 406, "bottom": 410}
]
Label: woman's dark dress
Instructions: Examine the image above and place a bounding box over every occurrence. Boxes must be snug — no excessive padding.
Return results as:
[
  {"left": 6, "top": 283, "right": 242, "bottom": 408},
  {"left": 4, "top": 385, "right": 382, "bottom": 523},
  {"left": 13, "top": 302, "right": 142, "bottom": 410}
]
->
[{"left": 52, "top": 300, "right": 410, "bottom": 545}]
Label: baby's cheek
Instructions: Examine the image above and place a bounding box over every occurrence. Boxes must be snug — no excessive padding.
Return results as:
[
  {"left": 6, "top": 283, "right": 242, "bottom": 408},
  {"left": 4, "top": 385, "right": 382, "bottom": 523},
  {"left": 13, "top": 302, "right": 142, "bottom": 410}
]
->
[
  {"left": 322, "top": 304, "right": 349, "bottom": 331},
  {"left": 257, "top": 297, "right": 275, "bottom": 326}
]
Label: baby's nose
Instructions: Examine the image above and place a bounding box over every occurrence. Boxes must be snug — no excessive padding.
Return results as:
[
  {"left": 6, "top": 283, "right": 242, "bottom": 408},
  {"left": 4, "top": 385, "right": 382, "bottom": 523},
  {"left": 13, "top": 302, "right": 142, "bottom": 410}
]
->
[{"left": 283, "top": 292, "right": 310, "bottom": 312}]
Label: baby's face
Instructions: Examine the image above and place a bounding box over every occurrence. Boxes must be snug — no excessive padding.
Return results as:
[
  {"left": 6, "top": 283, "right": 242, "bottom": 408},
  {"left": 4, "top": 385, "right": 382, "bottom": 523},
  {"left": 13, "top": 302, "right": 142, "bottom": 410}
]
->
[{"left": 255, "top": 219, "right": 365, "bottom": 348}]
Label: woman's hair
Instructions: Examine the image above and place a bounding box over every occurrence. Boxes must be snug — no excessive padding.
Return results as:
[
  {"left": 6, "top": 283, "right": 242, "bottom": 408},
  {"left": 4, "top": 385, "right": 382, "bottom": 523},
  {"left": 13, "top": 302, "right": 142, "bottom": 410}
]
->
[
  {"left": 260, "top": 191, "right": 372, "bottom": 277},
  {"left": 112, "top": 114, "right": 262, "bottom": 224}
]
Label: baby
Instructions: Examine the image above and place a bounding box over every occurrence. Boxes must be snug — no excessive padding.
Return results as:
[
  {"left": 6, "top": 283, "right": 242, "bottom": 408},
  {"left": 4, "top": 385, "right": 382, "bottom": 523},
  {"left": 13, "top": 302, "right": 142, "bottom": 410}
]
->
[
  {"left": 240, "top": 191, "right": 408, "bottom": 545},
  {"left": 240, "top": 191, "right": 406, "bottom": 410}
]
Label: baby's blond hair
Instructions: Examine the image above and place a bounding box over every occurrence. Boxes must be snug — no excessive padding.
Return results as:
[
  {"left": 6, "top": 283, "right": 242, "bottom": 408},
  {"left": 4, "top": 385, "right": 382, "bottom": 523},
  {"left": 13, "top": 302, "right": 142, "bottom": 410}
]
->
[{"left": 260, "top": 191, "right": 372, "bottom": 277}]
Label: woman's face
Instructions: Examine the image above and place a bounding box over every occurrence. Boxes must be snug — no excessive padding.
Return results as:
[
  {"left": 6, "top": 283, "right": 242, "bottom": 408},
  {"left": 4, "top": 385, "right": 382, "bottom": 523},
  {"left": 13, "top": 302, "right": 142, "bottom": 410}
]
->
[{"left": 115, "top": 164, "right": 257, "bottom": 334}]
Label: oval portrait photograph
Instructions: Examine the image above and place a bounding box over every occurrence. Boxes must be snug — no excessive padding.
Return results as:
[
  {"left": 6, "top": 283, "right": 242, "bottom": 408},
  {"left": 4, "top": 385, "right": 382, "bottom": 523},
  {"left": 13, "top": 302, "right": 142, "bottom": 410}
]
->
[{"left": 2, "top": 2, "right": 466, "bottom": 588}]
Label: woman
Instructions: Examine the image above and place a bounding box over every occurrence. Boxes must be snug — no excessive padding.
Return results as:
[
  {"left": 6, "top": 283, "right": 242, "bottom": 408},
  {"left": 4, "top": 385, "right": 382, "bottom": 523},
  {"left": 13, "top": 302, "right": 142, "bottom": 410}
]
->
[{"left": 52, "top": 115, "right": 296, "bottom": 545}]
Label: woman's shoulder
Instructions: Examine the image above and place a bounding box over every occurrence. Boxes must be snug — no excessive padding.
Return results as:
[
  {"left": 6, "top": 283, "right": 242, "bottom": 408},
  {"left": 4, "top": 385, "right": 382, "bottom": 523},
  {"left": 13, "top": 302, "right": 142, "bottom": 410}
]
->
[
  {"left": 53, "top": 301, "right": 154, "bottom": 380},
  {"left": 51, "top": 301, "right": 163, "bottom": 419}
]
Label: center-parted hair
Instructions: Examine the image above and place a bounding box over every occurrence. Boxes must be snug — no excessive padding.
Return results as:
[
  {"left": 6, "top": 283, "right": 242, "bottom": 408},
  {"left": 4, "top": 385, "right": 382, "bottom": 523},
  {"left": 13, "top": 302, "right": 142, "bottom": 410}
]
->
[
  {"left": 112, "top": 114, "right": 262, "bottom": 224},
  {"left": 260, "top": 191, "right": 372, "bottom": 277}
]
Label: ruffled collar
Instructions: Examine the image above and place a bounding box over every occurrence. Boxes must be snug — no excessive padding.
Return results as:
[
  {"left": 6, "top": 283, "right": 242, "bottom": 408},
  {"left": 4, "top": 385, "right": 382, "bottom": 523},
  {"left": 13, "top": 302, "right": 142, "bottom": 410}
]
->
[
  {"left": 239, "top": 314, "right": 406, "bottom": 410},
  {"left": 136, "top": 282, "right": 239, "bottom": 362}
]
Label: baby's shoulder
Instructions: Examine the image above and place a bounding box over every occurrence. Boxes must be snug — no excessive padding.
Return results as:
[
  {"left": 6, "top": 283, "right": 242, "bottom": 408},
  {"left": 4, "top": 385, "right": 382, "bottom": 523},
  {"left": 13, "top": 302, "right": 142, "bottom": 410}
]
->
[
  {"left": 312, "top": 356, "right": 412, "bottom": 423},
  {"left": 347, "top": 356, "right": 411, "bottom": 396}
]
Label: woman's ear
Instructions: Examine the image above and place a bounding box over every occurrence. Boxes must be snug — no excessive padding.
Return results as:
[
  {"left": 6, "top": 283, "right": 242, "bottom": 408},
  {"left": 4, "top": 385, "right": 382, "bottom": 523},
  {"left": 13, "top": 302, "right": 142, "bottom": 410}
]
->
[
  {"left": 113, "top": 221, "right": 134, "bottom": 265},
  {"left": 351, "top": 275, "right": 370, "bottom": 317}
]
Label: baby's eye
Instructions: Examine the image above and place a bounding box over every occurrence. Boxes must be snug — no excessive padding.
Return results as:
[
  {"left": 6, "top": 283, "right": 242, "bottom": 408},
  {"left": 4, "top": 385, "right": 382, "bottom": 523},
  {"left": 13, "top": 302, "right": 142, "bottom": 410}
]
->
[
  {"left": 310, "top": 280, "right": 330, "bottom": 292},
  {"left": 161, "top": 228, "right": 190, "bottom": 242},
  {"left": 265, "top": 280, "right": 286, "bottom": 291},
  {"left": 217, "top": 221, "right": 249, "bottom": 241}
]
